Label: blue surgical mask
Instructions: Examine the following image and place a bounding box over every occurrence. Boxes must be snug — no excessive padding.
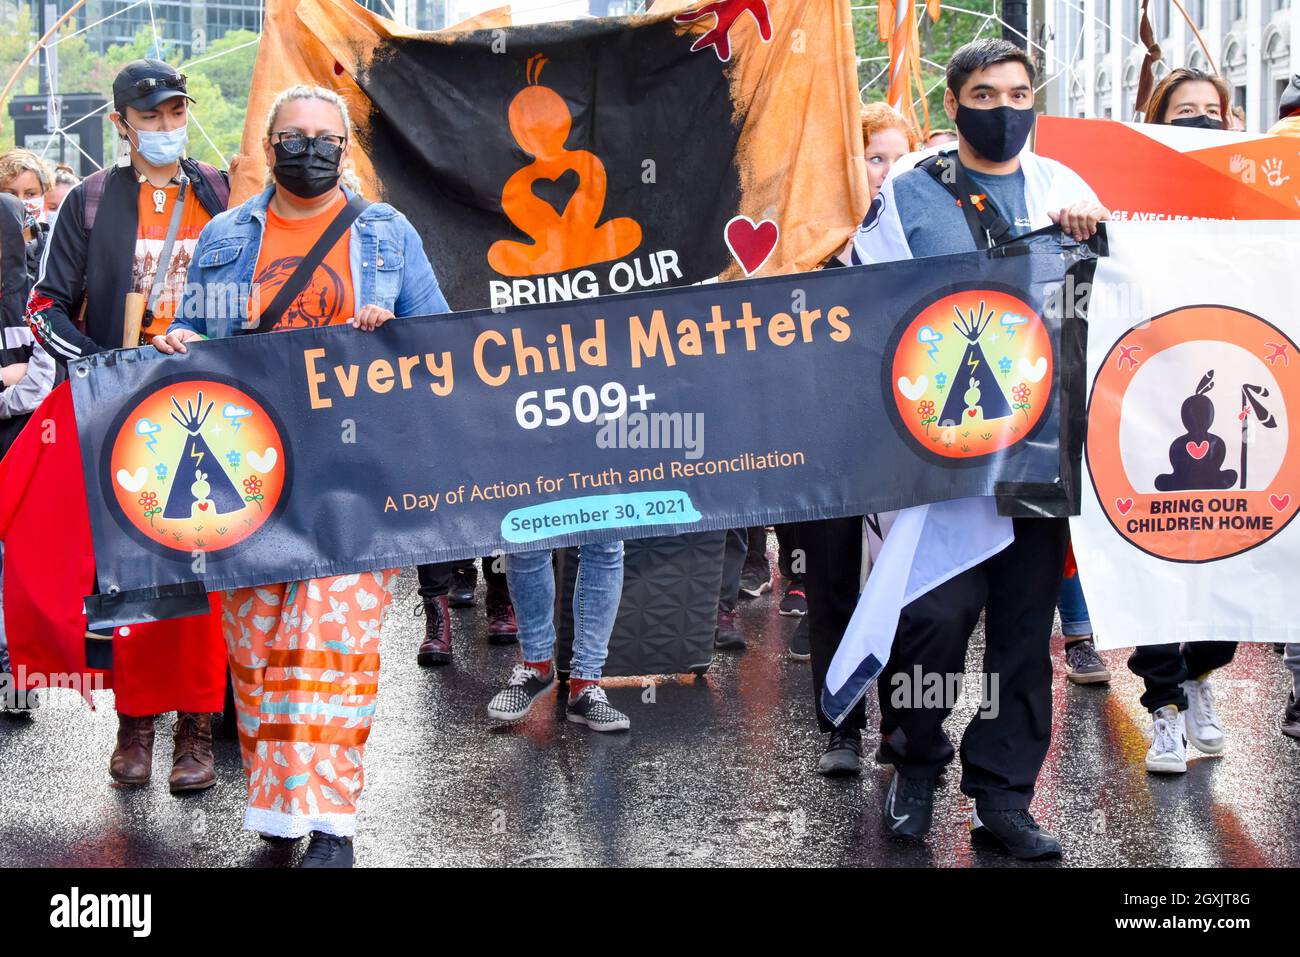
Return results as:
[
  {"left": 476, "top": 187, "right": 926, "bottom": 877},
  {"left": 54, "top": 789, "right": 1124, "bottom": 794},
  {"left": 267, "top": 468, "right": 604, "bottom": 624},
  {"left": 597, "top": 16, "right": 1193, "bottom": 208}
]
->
[{"left": 126, "top": 121, "right": 188, "bottom": 166}]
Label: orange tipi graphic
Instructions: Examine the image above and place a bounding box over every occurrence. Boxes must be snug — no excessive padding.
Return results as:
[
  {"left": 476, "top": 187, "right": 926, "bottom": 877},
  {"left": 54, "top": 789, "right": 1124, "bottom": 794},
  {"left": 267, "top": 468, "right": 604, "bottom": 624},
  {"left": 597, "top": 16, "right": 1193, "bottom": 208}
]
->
[{"left": 488, "top": 55, "right": 642, "bottom": 277}]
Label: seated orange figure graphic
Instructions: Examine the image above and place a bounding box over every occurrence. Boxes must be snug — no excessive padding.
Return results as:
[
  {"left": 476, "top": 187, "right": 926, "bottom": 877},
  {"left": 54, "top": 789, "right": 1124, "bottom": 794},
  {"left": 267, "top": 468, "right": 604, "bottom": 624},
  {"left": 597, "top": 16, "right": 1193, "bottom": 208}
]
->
[{"left": 489, "top": 58, "right": 641, "bottom": 277}]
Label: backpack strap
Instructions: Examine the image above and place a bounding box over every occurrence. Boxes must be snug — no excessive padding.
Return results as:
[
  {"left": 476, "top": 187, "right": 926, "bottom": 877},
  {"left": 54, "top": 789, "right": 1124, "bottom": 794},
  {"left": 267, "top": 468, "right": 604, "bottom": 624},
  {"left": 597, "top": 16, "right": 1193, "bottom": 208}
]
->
[
  {"left": 81, "top": 167, "right": 112, "bottom": 233},
  {"left": 917, "top": 151, "right": 1014, "bottom": 251},
  {"left": 191, "top": 161, "right": 230, "bottom": 213}
]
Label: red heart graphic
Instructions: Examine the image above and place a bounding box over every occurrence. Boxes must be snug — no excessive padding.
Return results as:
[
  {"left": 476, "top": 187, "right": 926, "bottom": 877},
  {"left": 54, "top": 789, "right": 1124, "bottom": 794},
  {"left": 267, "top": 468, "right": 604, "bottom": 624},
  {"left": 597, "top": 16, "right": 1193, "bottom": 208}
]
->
[
  {"left": 198, "top": 502, "right": 209, "bottom": 511},
  {"left": 1270, "top": 493, "right": 1291, "bottom": 512},
  {"left": 724, "top": 215, "right": 779, "bottom": 276},
  {"left": 1115, "top": 497, "right": 1134, "bottom": 515},
  {"left": 966, "top": 408, "right": 977, "bottom": 417},
  {"left": 1186, "top": 440, "right": 1209, "bottom": 460}
]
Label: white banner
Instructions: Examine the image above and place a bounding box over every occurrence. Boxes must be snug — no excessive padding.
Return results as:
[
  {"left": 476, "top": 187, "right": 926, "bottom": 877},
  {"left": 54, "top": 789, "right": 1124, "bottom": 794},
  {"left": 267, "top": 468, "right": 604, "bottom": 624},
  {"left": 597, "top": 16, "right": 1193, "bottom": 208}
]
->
[{"left": 1073, "top": 220, "right": 1300, "bottom": 649}]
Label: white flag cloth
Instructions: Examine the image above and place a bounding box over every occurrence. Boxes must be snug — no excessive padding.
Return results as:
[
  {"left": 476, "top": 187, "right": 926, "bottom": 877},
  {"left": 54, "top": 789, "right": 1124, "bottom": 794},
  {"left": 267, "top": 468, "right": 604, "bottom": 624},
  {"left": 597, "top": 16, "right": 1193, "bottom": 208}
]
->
[
  {"left": 1072, "top": 220, "right": 1300, "bottom": 649},
  {"left": 822, "top": 497, "right": 1013, "bottom": 726}
]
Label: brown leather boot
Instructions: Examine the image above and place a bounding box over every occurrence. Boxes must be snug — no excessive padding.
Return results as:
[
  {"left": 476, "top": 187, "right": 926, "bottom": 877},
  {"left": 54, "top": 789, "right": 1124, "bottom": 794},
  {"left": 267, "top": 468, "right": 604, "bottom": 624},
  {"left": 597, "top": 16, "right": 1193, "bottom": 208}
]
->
[
  {"left": 416, "top": 594, "right": 453, "bottom": 665},
  {"left": 169, "top": 711, "right": 217, "bottom": 794},
  {"left": 109, "top": 713, "right": 155, "bottom": 786}
]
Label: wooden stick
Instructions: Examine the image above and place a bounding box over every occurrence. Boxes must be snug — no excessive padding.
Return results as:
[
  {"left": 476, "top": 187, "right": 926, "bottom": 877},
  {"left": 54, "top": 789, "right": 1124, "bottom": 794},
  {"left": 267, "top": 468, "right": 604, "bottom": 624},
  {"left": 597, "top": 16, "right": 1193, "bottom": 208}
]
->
[{"left": 122, "top": 292, "right": 146, "bottom": 349}]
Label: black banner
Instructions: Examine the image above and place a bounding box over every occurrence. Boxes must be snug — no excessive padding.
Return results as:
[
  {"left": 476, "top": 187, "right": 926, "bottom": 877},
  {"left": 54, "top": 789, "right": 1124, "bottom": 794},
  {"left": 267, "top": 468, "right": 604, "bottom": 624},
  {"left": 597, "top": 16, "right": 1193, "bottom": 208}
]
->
[{"left": 72, "top": 237, "right": 1080, "bottom": 594}]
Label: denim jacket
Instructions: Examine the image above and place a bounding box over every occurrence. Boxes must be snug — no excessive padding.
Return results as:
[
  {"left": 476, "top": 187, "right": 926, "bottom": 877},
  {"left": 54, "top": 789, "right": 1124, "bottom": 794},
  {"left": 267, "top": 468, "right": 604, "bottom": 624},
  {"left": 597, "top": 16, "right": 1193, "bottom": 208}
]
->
[{"left": 170, "top": 186, "right": 449, "bottom": 339}]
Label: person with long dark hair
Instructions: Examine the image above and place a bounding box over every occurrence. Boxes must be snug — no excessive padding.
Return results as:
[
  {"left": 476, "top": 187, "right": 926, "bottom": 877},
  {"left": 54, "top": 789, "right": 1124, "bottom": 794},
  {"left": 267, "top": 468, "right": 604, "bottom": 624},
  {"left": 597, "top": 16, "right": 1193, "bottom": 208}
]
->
[{"left": 1129, "top": 66, "right": 1238, "bottom": 775}]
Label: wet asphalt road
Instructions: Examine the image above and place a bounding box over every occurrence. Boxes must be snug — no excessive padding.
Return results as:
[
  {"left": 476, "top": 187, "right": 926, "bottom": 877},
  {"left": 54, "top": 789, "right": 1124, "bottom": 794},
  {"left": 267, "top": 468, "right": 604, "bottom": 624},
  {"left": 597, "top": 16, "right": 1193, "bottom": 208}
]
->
[{"left": 1, "top": 552, "right": 1298, "bottom": 868}]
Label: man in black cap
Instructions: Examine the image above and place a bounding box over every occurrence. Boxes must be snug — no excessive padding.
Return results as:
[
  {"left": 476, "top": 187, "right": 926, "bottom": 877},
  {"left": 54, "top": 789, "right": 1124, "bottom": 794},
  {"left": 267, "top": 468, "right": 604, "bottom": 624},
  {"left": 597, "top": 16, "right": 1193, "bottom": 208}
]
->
[{"left": 25, "top": 59, "right": 230, "bottom": 794}]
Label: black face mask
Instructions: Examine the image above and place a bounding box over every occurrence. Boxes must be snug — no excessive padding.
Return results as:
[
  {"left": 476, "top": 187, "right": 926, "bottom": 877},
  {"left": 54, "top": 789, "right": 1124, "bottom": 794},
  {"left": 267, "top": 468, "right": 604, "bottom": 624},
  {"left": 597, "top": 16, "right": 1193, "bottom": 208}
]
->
[
  {"left": 955, "top": 104, "right": 1036, "bottom": 163},
  {"left": 1169, "top": 114, "right": 1224, "bottom": 130},
  {"left": 272, "top": 140, "right": 343, "bottom": 199}
]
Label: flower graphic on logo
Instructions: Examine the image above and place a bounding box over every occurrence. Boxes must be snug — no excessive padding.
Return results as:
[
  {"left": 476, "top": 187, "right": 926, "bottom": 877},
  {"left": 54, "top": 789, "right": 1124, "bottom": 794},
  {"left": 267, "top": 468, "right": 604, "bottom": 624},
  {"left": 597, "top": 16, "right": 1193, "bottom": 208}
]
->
[
  {"left": 935, "top": 372, "right": 948, "bottom": 391},
  {"left": 139, "top": 490, "right": 162, "bottom": 527},
  {"left": 1012, "top": 382, "right": 1032, "bottom": 419},
  {"left": 227, "top": 450, "right": 241, "bottom": 470},
  {"left": 243, "top": 475, "right": 265, "bottom": 511},
  {"left": 917, "top": 399, "right": 938, "bottom": 434},
  {"left": 154, "top": 464, "right": 168, "bottom": 481},
  {"left": 998, "top": 355, "right": 1013, "bottom": 375}
]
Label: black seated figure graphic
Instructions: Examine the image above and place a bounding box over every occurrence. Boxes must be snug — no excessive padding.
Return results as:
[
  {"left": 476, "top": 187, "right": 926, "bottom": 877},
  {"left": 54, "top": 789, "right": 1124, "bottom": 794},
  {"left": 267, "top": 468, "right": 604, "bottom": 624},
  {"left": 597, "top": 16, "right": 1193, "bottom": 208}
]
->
[{"left": 1154, "top": 370, "right": 1238, "bottom": 492}]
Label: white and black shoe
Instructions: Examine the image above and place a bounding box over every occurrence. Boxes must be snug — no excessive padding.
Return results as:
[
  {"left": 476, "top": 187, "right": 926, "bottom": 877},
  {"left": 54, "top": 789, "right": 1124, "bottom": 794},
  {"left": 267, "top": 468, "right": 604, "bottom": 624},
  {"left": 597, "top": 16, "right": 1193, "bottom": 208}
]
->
[
  {"left": 1182, "top": 678, "right": 1225, "bottom": 755},
  {"left": 1063, "top": 638, "right": 1110, "bottom": 684},
  {"left": 566, "top": 685, "right": 630, "bottom": 732},
  {"left": 738, "top": 561, "right": 772, "bottom": 599},
  {"left": 1145, "top": 704, "right": 1188, "bottom": 774},
  {"left": 487, "top": 663, "right": 555, "bottom": 723}
]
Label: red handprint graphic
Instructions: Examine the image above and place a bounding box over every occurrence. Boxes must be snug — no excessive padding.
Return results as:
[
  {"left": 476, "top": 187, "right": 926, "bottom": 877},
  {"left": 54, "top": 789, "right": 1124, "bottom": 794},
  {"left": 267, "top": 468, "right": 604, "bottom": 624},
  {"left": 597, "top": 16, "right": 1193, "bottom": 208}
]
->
[{"left": 674, "top": 0, "right": 773, "bottom": 63}]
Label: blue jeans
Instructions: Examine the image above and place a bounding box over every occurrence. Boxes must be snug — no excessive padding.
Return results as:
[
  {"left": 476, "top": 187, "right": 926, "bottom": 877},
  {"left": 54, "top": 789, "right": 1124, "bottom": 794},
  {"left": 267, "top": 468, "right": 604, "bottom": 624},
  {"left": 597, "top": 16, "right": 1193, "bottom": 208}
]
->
[
  {"left": 1057, "top": 573, "right": 1092, "bottom": 638},
  {"left": 505, "top": 541, "right": 624, "bottom": 681}
]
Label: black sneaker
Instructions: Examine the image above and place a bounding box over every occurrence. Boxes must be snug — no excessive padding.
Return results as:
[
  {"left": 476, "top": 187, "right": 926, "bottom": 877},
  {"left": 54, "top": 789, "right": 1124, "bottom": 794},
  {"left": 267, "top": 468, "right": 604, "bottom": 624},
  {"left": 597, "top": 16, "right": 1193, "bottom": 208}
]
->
[
  {"left": 738, "top": 561, "right": 772, "bottom": 599},
  {"left": 566, "top": 685, "right": 630, "bottom": 732},
  {"left": 788, "top": 615, "right": 810, "bottom": 661},
  {"left": 1282, "top": 692, "right": 1300, "bottom": 740},
  {"left": 970, "top": 806, "right": 1062, "bottom": 860},
  {"left": 816, "top": 728, "right": 861, "bottom": 776},
  {"left": 778, "top": 582, "right": 807, "bottom": 617},
  {"left": 882, "top": 769, "right": 935, "bottom": 841},
  {"left": 299, "top": 832, "right": 354, "bottom": 868},
  {"left": 487, "top": 663, "right": 555, "bottom": 723},
  {"left": 449, "top": 565, "right": 477, "bottom": 608},
  {"left": 1064, "top": 638, "right": 1110, "bottom": 685},
  {"left": 714, "top": 608, "right": 746, "bottom": 650}
]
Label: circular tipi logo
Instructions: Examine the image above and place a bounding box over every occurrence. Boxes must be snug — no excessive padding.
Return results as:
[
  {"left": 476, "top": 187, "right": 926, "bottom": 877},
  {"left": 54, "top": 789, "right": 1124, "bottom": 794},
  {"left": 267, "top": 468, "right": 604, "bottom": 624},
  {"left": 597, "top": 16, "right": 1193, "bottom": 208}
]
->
[
  {"left": 888, "top": 286, "right": 1053, "bottom": 461},
  {"left": 1087, "top": 305, "right": 1300, "bottom": 563},
  {"left": 104, "top": 376, "right": 289, "bottom": 558}
]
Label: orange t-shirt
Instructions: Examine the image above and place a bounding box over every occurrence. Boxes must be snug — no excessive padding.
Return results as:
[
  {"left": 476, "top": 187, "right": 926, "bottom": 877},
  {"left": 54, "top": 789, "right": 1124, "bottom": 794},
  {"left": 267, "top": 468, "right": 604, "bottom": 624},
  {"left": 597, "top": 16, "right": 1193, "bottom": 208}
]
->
[
  {"left": 251, "top": 191, "right": 355, "bottom": 331},
  {"left": 134, "top": 181, "right": 213, "bottom": 341}
]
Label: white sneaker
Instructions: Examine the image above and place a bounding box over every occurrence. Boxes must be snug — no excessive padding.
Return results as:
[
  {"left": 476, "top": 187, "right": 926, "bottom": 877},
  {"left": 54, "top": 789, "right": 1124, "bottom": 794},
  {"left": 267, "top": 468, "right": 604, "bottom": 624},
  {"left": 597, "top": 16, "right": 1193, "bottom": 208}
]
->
[
  {"left": 1145, "top": 705, "right": 1188, "bottom": 774},
  {"left": 1182, "top": 678, "right": 1226, "bottom": 754}
]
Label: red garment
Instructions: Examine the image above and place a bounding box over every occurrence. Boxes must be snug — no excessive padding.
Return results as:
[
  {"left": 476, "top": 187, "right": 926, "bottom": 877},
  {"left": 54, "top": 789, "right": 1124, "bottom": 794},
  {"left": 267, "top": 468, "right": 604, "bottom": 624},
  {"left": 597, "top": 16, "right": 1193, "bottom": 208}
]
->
[
  {"left": 0, "top": 382, "right": 226, "bottom": 713},
  {"left": 1063, "top": 541, "right": 1077, "bottom": 579}
]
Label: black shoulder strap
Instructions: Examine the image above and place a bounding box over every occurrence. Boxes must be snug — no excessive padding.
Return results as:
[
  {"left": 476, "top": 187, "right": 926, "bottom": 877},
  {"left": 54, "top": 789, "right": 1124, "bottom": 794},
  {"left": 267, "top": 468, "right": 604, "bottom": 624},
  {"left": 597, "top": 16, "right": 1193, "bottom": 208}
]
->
[
  {"left": 255, "top": 193, "right": 371, "bottom": 333},
  {"left": 920, "top": 151, "right": 1014, "bottom": 251}
]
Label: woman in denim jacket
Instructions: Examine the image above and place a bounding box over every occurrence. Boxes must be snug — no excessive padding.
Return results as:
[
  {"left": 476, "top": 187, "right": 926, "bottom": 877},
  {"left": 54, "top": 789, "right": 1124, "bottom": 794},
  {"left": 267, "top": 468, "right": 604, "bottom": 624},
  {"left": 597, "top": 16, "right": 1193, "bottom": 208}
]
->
[{"left": 154, "top": 85, "right": 446, "bottom": 868}]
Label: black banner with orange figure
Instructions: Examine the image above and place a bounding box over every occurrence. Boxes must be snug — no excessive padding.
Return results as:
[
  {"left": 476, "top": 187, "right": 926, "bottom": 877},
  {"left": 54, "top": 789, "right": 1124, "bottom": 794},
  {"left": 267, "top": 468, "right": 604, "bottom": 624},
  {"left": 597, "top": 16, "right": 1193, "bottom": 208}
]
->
[
  {"left": 70, "top": 236, "right": 1083, "bottom": 595},
  {"left": 237, "top": 0, "right": 869, "bottom": 310}
]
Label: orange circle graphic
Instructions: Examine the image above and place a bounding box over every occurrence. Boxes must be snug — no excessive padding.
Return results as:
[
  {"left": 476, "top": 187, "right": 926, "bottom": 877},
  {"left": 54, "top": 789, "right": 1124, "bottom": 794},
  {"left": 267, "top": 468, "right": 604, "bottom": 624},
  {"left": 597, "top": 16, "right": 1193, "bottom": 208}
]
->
[
  {"left": 107, "top": 380, "right": 287, "bottom": 555},
  {"left": 891, "top": 289, "right": 1052, "bottom": 459},
  {"left": 1087, "top": 305, "right": 1299, "bottom": 563}
]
